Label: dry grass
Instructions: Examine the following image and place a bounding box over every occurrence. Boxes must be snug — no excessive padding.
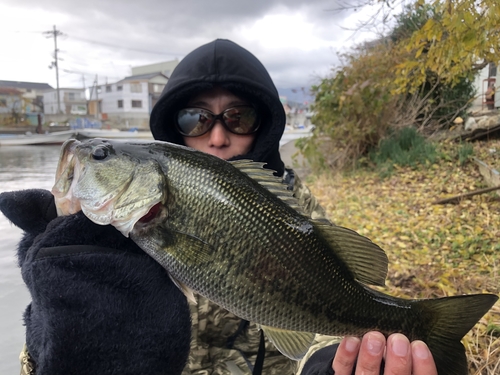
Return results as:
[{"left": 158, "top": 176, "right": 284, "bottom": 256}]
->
[{"left": 306, "top": 138, "right": 500, "bottom": 374}]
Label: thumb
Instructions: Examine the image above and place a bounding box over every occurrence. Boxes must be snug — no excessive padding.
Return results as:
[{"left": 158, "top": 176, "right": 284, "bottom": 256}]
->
[{"left": 0, "top": 189, "right": 57, "bottom": 234}]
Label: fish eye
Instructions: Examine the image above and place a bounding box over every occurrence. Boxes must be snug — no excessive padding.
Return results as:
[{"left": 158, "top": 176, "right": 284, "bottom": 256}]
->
[{"left": 92, "top": 146, "right": 109, "bottom": 161}]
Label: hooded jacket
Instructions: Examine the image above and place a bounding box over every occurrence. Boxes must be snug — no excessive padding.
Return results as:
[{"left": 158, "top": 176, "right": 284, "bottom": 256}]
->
[{"left": 150, "top": 38, "right": 286, "bottom": 176}]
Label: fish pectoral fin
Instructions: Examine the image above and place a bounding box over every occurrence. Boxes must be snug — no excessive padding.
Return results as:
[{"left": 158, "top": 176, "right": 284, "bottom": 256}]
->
[
  {"left": 171, "top": 230, "right": 214, "bottom": 264},
  {"left": 314, "top": 223, "right": 388, "bottom": 286},
  {"left": 168, "top": 274, "right": 197, "bottom": 304},
  {"left": 163, "top": 230, "right": 212, "bottom": 304},
  {"left": 260, "top": 325, "right": 315, "bottom": 360}
]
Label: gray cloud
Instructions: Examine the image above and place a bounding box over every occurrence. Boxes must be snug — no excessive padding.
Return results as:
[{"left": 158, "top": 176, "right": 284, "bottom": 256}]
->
[{"left": 2, "top": 0, "right": 368, "bottom": 89}]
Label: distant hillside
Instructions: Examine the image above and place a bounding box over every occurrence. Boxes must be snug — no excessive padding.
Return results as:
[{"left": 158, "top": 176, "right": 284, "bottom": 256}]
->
[{"left": 277, "top": 87, "right": 314, "bottom": 106}]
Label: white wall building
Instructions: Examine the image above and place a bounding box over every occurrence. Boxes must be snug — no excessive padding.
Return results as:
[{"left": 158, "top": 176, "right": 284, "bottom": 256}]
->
[
  {"left": 92, "top": 73, "right": 168, "bottom": 128},
  {"left": 472, "top": 62, "right": 498, "bottom": 111},
  {"left": 43, "top": 88, "right": 87, "bottom": 115}
]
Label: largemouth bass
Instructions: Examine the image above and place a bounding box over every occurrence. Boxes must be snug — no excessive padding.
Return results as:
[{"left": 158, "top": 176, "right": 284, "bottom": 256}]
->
[{"left": 53, "top": 138, "right": 498, "bottom": 375}]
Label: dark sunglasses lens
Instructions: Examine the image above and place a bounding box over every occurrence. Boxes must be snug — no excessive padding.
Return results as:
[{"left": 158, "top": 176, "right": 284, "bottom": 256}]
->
[
  {"left": 223, "top": 107, "right": 259, "bottom": 134},
  {"left": 177, "top": 109, "right": 212, "bottom": 136}
]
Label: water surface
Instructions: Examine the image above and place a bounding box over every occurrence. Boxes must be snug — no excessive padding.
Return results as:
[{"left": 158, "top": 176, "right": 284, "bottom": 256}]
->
[{"left": 0, "top": 145, "right": 61, "bottom": 374}]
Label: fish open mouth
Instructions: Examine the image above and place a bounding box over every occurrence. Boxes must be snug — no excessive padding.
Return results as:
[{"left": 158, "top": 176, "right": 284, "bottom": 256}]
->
[
  {"left": 139, "top": 202, "right": 163, "bottom": 223},
  {"left": 52, "top": 139, "right": 82, "bottom": 216}
]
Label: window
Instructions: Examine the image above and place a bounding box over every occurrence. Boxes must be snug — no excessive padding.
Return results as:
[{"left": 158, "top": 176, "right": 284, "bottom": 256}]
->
[
  {"left": 131, "top": 100, "right": 142, "bottom": 108},
  {"left": 130, "top": 83, "right": 142, "bottom": 93},
  {"left": 106, "top": 85, "right": 112, "bottom": 93},
  {"left": 117, "top": 100, "right": 123, "bottom": 108},
  {"left": 489, "top": 63, "right": 497, "bottom": 78},
  {"left": 117, "top": 85, "right": 123, "bottom": 91},
  {"left": 68, "top": 92, "right": 75, "bottom": 101},
  {"left": 0, "top": 99, "right": 6, "bottom": 106},
  {"left": 70, "top": 105, "right": 87, "bottom": 115},
  {"left": 153, "top": 84, "right": 164, "bottom": 93}
]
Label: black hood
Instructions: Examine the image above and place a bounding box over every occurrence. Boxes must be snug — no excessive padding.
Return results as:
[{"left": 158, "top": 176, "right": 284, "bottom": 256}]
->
[{"left": 150, "top": 39, "right": 286, "bottom": 176}]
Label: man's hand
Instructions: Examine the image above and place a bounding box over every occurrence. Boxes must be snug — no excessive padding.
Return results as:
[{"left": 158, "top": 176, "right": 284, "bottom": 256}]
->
[{"left": 332, "top": 332, "right": 437, "bottom": 375}]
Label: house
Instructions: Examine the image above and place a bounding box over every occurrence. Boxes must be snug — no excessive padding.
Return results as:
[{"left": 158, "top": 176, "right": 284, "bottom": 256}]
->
[
  {"left": 280, "top": 95, "right": 313, "bottom": 127},
  {"left": 471, "top": 63, "right": 498, "bottom": 111},
  {"left": 91, "top": 73, "right": 168, "bottom": 128},
  {"left": 0, "top": 80, "right": 53, "bottom": 124},
  {"left": 0, "top": 87, "right": 24, "bottom": 124},
  {"left": 131, "top": 59, "right": 179, "bottom": 77},
  {"left": 43, "top": 88, "right": 87, "bottom": 115}
]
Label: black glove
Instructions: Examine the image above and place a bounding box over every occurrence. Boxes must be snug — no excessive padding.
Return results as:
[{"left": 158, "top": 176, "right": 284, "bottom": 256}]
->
[{"left": 0, "top": 189, "right": 191, "bottom": 375}]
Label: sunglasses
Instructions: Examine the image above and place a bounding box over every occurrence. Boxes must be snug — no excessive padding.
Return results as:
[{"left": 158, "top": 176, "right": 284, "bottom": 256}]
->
[{"left": 176, "top": 106, "right": 260, "bottom": 137}]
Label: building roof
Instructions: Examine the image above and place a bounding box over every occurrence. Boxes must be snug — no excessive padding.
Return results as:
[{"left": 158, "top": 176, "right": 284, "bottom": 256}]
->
[
  {"left": 131, "top": 59, "right": 179, "bottom": 77},
  {"left": 0, "top": 80, "right": 54, "bottom": 91},
  {"left": 117, "top": 72, "right": 168, "bottom": 83},
  {"left": 59, "top": 88, "right": 86, "bottom": 91},
  {"left": 42, "top": 87, "right": 85, "bottom": 94},
  {"left": 0, "top": 87, "right": 23, "bottom": 95}
]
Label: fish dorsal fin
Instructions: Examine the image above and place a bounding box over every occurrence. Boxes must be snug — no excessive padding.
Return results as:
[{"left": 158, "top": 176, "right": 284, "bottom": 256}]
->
[
  {"left": 314, "top": 223, "right": 388, "bottom": 286},
  {"left": 260, "top": 325, "right": 316, "bottom": 360},
  {"left": 229, "top": 160, "right": 305, "bottom": 214}
]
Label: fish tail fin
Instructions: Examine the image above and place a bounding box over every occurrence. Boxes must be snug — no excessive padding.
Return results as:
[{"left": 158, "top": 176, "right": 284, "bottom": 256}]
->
[{"left": 413, "top": 293, "right": 498, "bottom": 375}]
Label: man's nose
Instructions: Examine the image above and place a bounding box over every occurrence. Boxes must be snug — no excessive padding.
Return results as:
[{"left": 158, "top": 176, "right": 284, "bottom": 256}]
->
[{"left": 208, "top": 121, "right": 230, "bottom": 146}]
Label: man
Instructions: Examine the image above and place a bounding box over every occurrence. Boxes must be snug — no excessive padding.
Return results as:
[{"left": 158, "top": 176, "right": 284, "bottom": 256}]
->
[{"left": 149, "top": 39, "right": 438, "bottom": 375}]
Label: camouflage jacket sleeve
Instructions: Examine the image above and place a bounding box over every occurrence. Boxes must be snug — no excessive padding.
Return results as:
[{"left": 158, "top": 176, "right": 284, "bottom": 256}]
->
[
  {"left": 287, "top": 170, "right": 327, "bottom": 221},
  {"left": 183, "top": 295, "right": 297, "bottom": 375}
]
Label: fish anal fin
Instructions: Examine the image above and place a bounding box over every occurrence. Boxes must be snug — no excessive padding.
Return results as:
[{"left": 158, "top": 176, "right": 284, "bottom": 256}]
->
[
  {"left": 315, "top": 223, "right": 388, "bottom": 286},
  {"left": 260, "top": 325, "right": 315, "bottom": 360}
]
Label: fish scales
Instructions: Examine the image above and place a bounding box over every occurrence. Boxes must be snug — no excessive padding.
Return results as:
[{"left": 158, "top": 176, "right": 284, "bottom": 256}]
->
[
  {"left": 156, "top": 148, "right": 388, "bottom": 333},
  {"left": 52, "top": 139, "right": 499, "bottom": 375}
]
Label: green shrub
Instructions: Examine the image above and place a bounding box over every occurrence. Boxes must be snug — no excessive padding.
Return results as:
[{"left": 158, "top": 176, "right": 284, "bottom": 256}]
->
[
  {"left": 369, "top": 127, "right": 437, "bottom": 174},
  {"left": 457, "top": 142, "right": 474, "bottom": 166}
]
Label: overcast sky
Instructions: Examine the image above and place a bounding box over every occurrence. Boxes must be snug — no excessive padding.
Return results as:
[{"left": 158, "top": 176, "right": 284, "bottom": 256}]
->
[{"left": 0, "top": 0, "right": 384, "bottom": 95}]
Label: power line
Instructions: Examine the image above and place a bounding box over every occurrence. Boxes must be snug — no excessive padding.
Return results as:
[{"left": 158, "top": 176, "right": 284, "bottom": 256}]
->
[
  {"left": 68, "top": 35, "right": 183, "bottom": 56},
  {"left": 4, "top": 29, "right": 182, "bottom": 56}
]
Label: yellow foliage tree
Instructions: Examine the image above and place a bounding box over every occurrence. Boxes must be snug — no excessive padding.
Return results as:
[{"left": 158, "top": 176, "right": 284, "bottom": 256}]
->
[
  {"left": 393, "top": 0, "right": 500, "bottom": 92},
  {"left": 301, "top": 0, "right": 487, "bottom": 173}
]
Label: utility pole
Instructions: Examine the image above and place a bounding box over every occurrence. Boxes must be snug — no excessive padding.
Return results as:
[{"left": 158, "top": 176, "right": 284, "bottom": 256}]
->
[
  {"left": 44, "top": 25, "right": 63, "bottom": 114},
  {"left": 94, "top": 75, "right": 100, "bottom": 120},
  {"left": 82, "top": 74, "right": 87, "bottom": 114}
]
